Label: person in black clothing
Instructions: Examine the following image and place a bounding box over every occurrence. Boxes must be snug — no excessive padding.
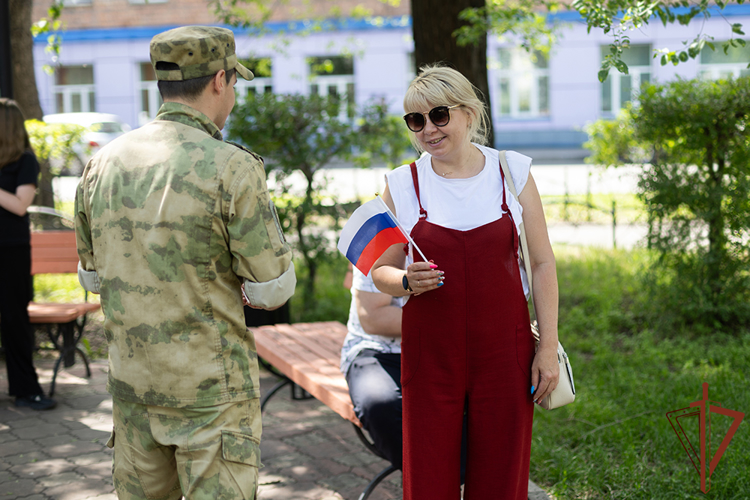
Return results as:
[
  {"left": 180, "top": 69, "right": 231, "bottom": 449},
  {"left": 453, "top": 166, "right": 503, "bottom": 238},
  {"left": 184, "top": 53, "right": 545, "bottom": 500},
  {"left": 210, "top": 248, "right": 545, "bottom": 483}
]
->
[{"left": 0, "top": 98, "right": 56, "bottom": 411}]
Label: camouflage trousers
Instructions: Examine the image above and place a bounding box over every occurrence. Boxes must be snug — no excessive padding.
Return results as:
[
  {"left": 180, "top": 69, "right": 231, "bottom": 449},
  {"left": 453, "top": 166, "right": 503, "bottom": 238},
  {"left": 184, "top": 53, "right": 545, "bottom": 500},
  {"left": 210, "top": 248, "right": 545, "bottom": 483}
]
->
[{"left": 108, "top": 396, "right": 261, "bottom": 500}]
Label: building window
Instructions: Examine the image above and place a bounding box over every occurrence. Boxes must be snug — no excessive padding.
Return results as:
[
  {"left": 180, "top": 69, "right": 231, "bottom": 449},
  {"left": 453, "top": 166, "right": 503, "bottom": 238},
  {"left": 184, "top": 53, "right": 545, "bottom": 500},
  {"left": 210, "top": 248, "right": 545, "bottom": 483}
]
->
[
  {"left": 308, "top": 55, "right": 355, "bottom": 119},
  {"left": 496, "top": 48, "right": 549, "bottom": 119},
  {"left": 235, "top": 58, "right": 273, "bottom": 104},
  {"left": 138, "top": 63, "right": 162, "bottom": 125},
  {"left": 62, "top": 0, "right": 92, "bottom": 5},
  {"left": 54, "top": 65, "right": 95, "bottom": 113},
  {"left": 600, "top": 44, "right": 651, "bottom": 114},
  {"left": 699, "top": 42, "right": 750, "bottom": 79}
]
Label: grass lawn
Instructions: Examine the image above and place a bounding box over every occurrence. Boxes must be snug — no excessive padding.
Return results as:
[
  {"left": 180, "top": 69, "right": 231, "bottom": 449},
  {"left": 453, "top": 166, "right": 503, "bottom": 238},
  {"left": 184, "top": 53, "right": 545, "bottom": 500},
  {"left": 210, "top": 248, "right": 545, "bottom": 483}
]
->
[
  {"left": 532, "top": 248, "right": 750, "bottom": 499},
  {"left": 33, "top": 247, "right": 749, "bottom": 499}
]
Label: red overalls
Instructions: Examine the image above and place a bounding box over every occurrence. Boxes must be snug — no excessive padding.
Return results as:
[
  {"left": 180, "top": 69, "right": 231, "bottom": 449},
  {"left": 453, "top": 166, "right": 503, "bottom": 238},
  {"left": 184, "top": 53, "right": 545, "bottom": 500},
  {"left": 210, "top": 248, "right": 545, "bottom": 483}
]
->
[{"left": 401, "top": 161, "right": 535, "bottom": 500}]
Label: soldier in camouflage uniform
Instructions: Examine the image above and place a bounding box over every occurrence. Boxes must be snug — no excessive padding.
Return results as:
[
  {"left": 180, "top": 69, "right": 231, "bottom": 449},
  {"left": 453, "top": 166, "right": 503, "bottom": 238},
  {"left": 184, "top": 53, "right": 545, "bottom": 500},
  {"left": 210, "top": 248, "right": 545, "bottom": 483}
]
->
[{"left": 74, "top": 26, "right": 296, "bottom": 499}]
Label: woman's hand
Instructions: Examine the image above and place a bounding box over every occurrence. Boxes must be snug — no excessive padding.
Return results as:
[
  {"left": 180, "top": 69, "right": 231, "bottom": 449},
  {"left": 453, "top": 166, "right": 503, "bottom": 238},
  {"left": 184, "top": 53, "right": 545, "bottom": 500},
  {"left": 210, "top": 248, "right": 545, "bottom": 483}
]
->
[
  {"left": 405, "top": 260, "right": 444, "bottom": 294},
  {"left": 530, "top": 343, "right": 560, "bottom": 405}
]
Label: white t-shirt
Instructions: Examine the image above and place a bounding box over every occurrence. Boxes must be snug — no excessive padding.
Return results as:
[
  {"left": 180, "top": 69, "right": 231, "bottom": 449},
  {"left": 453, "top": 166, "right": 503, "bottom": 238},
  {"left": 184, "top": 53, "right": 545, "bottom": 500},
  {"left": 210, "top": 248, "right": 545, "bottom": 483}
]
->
[
  {"left": 340, "top": 268, "right": 405, "bottom": 375},
  {"left": 386, "top": 144, "right": 532, "bottom": 297}
]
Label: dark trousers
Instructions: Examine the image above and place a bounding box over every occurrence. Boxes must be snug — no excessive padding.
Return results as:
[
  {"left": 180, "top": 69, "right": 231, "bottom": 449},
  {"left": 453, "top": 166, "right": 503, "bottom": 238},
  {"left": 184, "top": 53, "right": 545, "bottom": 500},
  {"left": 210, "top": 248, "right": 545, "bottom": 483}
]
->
[
  {"left": 0, "top": 244, "right": 44, "bottom": 398},
  {"left": 346, "top": 349, "right": 467, "bottom": 480}
]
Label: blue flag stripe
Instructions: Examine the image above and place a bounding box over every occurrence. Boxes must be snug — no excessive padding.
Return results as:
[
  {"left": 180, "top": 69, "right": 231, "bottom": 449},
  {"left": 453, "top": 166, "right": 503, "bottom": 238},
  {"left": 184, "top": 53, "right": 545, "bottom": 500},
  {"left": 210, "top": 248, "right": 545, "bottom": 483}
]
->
[{"left": 345, "top": 212, "right": 399, "bottom": 265}]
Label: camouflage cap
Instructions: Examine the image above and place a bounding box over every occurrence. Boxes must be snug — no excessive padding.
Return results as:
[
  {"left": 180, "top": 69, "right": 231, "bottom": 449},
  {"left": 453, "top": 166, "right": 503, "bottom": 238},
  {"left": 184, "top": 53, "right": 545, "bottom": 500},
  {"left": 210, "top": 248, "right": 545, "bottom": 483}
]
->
[{"left": 150, "top": 26, "right": 253, "bottom": 82}]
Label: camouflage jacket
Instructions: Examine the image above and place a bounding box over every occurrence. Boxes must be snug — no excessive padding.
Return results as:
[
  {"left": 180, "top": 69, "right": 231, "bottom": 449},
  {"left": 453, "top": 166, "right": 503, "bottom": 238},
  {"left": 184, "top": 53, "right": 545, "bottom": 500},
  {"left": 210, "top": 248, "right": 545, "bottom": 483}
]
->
[{"left": 75, "top": 102, "right": 295, "bottom": 408}]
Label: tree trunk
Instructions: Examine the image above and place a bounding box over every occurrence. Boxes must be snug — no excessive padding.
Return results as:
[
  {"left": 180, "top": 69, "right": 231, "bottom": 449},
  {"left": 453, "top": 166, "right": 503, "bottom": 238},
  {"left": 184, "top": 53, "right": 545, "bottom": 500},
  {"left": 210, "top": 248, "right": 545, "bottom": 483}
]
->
[
  {"left": 9, "top": 0, "right": 42, "bottom": 120},
  {"left": 410, "top": 0, "right": 494, "bottom": 146},
  {"left": 10, "top": 0, "right": 55, "bottom": 207}
]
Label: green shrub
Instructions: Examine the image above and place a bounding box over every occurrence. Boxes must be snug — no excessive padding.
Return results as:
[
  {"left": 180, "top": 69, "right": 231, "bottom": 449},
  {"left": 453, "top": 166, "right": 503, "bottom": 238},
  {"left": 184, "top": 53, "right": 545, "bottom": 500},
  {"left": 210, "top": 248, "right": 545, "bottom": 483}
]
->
[
  {"left": 584, "top": 77, "right": 750, "bottom": 331},
  {"left": 227, "top": 92, "right": 410, "bottom": 315}
]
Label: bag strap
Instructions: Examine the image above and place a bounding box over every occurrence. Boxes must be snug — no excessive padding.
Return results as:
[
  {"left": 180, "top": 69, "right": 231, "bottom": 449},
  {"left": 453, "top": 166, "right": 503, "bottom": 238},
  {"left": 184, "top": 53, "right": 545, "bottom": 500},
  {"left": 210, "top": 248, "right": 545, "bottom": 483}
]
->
[{"left": 498, "top": 151, "right": 537, "bottom": 323}]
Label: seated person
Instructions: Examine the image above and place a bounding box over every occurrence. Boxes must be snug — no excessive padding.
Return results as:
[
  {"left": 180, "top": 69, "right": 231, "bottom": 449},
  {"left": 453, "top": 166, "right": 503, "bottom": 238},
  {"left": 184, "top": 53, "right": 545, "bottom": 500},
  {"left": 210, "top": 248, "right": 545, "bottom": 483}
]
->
[{"left": 341, "top": 265, "right": 467, "bottom": 474}]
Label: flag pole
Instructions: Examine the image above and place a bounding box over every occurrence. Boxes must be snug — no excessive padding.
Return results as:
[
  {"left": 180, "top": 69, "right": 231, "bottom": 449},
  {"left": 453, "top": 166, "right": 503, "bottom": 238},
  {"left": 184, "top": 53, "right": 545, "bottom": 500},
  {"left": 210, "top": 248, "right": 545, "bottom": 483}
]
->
[{"left": 376, "top": 196, "right": 429, "bottom": 263}]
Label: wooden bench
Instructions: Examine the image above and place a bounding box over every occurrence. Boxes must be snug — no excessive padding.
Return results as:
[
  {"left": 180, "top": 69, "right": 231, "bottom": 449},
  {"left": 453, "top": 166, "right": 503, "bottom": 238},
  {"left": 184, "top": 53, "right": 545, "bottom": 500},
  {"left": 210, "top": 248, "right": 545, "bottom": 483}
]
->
[
  {"left": 29, "top": 229, "right": 100, "bottom": 396},
  {"left": 250, "top": 321, "right": 398, "bottom": 500}
]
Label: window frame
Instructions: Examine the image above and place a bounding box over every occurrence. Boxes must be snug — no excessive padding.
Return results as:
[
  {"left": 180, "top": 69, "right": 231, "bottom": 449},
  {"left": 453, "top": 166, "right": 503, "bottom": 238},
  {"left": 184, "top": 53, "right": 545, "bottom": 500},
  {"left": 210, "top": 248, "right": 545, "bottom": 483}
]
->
[
  {"left": 53, "top": 64, "right": 96, "bottom": 113},
  {"left": 495, "top": 47, "right": 550, "bottom": 120}
]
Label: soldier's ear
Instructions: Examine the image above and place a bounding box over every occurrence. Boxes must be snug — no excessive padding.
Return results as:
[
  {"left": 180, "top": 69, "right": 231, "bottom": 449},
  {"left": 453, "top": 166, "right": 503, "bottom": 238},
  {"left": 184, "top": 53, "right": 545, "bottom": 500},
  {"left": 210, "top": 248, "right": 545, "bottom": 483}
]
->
[{"left": 213, "top": 70, "right": 227, "bottom": 94}]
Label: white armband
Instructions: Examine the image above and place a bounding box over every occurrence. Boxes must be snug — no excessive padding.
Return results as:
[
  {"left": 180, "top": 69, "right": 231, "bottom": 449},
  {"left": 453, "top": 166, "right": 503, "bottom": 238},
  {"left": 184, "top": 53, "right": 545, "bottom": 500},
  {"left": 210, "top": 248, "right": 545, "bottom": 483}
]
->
[
  {"left": 243, "top": 261, "right": 296, "bottom": 309},
  {"left": 77, "top": 262, "right": 101, "bottom": 294}
]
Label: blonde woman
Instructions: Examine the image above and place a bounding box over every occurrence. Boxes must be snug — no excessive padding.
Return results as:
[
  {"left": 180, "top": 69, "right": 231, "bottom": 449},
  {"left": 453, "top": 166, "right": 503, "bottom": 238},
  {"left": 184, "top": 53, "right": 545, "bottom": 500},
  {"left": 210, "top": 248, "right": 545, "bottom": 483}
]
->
[
  {"left": 371, "top": 66, "right": 559, "bottom": 499},
  {"left": 0, "top": 99, "right": 56, "bottom": 410}
]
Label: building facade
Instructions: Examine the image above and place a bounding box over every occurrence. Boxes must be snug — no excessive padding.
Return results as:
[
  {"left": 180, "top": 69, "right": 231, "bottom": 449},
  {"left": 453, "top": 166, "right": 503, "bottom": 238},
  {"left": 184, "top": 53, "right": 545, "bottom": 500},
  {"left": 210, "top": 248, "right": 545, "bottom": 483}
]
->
[{"left": 32, "top": 0, "right": 750, "bottom": 161}]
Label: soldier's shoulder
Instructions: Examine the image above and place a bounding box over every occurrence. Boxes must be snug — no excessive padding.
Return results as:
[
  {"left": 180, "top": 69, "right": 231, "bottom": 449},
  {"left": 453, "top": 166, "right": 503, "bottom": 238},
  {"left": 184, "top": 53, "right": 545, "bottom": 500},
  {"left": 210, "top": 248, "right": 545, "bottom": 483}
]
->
[{"left": 225, "top": 141, "right": 264, "bottom": 165}]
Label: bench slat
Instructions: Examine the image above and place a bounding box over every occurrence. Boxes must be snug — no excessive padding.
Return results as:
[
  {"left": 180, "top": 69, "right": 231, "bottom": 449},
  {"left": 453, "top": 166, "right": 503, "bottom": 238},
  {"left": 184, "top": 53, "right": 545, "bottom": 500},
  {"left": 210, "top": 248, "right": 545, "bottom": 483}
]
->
[
  {"left": 292, "top": 322, "right": 349, "bottom": 358},
  {"left": 274, "top": 323, "right": 344, "bottom": 369},
  {"left": 252, "top": 323, "right": 359, "bottom": 425},
  {"left": 30, "top": 231, "right": 80, "bottom": 275},
  {"left": 28, "top": 302, "right": 101, "bottom": 324}
]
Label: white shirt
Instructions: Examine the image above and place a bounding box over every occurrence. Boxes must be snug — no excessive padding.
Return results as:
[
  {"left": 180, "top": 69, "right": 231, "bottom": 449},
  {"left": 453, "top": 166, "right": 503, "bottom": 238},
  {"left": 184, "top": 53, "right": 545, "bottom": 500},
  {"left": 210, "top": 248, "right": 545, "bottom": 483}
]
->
[
  {"left": 340, "top": 268, "right": 405, "bottom": 375},
  {"left": 386, "top": 144, "right": 532, "bottom": 297}
]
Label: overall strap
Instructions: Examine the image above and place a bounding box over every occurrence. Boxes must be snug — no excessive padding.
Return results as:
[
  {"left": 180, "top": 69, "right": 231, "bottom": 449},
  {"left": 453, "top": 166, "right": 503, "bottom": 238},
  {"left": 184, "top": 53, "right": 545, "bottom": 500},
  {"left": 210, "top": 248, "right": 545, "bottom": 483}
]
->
[
  {"left": 409, "top": 161, "right": 428, "bottom": 219},
  {"left": 497, "top": 156, "right": 518, "bottom": 259}
]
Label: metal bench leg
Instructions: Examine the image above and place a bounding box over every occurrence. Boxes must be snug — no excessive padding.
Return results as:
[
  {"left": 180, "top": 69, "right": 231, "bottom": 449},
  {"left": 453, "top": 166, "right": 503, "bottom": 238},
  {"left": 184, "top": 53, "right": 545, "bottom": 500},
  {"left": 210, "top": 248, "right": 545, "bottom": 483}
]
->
[
  {"left": 76, "top": 346, "right": 92, "bottom": 378},
  {"left": 48, "top": 352, "right": 65, "bottom": 397},
  {"left": 358, "top": 465, "right": 398, "bottom": 500},
  {"left": 260, "top": 378, "right": 291, "bottom": 412}
]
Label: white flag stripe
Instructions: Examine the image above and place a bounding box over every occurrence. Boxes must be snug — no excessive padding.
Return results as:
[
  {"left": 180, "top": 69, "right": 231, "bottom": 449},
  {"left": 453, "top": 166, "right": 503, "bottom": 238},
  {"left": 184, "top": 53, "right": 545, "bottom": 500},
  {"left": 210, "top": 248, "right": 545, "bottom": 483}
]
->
[{"left": 336, "top": 197, "right": 391, "bottom": 255}]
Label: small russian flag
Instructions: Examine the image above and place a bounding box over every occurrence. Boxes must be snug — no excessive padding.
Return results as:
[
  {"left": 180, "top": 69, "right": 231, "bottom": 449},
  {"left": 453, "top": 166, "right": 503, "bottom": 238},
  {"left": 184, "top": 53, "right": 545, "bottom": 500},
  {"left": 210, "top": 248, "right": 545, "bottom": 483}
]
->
[{"left": 337, "top": 196, "right": 410, "bottom": 275}]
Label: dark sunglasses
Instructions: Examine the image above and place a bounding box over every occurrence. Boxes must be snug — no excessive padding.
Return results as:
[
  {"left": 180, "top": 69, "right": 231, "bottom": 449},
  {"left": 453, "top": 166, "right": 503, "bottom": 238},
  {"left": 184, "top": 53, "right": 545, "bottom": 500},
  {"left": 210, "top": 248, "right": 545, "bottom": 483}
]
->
[{"left": 403, "top": 105, "right": 461, "bottom": 133}]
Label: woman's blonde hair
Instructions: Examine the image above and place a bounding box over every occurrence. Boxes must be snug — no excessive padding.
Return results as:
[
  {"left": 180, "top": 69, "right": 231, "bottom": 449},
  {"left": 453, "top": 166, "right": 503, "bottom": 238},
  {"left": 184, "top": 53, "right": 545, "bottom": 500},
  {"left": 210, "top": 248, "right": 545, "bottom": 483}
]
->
[
  {"left": 403, "top": 64, "right": 490, "bottom": 154},
  {"left": 0, "top": 99, "right": 32, "bottom": 169}
]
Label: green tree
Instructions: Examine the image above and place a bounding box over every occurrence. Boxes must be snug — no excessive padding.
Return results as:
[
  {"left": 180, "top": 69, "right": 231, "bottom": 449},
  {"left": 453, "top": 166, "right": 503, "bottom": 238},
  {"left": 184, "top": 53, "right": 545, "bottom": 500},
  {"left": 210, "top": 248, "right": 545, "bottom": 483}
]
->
[
  {"left": 227, "top": 92, "right": 410, "bottom": 313},
  {"left": 572, "top": 0, "right": 748, "bottom": 80},
  {"left": 25, "top": 119, "right": 86, "bottom": 208},
  {"left": 585, "top": 77, "right": 750, "bottom": 329}
]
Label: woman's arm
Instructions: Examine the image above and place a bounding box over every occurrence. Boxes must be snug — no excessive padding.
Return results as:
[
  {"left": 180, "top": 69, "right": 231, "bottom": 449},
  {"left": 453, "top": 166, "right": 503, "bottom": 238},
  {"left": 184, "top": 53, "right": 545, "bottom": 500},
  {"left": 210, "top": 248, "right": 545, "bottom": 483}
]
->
[
  {"left": 518, "top": 173, "right": 560, "bottom": 404},
  {"left": 355, "top": 290, "right": 402, "bottom": 337},
  {"left": 371, "top": 184, "right": 443, "bottom": 297},
  {"left": 0, "top": 184, "right": 36, "bottom": 217}
]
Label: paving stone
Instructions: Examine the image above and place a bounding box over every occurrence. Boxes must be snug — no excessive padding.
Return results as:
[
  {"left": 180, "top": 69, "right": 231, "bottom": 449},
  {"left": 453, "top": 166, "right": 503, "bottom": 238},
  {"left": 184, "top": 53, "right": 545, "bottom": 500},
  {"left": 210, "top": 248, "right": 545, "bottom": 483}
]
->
[
  {"left": 334, "top": 451, "right": 385, "bottom": 468},
  {"left": 10, "top": 457, "right": 76, "bottom": 479},
  {"left": 42, "top": 477, "right": 115, "bottom": 500},
  {"left": 0, "top": 477, "right": 44, "bottom": 496},
  {"left": 262, "top": 451, "right": 312, "bottom": 471},
  {"left": 318, "top": 472, "right": 369, "bottom": 492},
  {"left": 260, "top": 438, "right": 294, "bottom": 460},
  {"left": 0, "top": 469, "right": 18, "bottom": 483},
  {"left": 6, "top": 416, "right": 46, "bottom": 430},
  {"left": 0, "top": 439, "right": 42, "bottom": 458},
  {"left": 63, "top": 395, "right": 111, "bottom": 411},
  {"left": 258, "top": 473, "right": 296, "bottom": 486},
  {"left": 68, "top": 451, "right": 113, "bottom": 467},
  {"left": 74, "top": 459, "right": 112, "bottom": 480},
  {"left": 2, "top": 450, "right": 51, "bottom": 466},
  {"left": 312, "top": 457, "right": 351, "bottom": 477},
  {"left": 0, "top": 431, "right": 15, "bottom": 445},
  {"left": 37, "top": 470, "right": 86, "bottom": 488},
  {"left": 70, "top": 427, "right": 110, "bottom": 443},
  {"left": 14, "top": 422, "right": 69, "bottom": 440},
  {"left": 35, "top": 435, "right": 104, "bottom": 458}
]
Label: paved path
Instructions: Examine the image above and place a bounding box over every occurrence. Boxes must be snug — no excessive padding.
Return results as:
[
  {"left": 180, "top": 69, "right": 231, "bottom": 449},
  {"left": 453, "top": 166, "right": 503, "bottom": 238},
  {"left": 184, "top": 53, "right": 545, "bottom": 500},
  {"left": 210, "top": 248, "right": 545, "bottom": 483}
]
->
[{"left": 1, "top": 356, "right": 553, "bottom": 499}]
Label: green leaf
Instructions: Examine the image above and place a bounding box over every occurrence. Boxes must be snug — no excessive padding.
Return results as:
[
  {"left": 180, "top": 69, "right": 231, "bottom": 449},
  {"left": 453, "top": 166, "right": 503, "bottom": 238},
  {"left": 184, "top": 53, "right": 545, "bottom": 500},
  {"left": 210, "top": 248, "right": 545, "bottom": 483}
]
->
[
  {"left": 731, "top": 23, "right": 745, "bottom": 35},
  {"left": 679, "top": 51, "right": 689, "bottom": 62},
  {"left": 598, "top": 69, "right": 610, "bottom": 82},
  {"left": 614, "top": 59, "right": 629, "bottom": 74}
]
